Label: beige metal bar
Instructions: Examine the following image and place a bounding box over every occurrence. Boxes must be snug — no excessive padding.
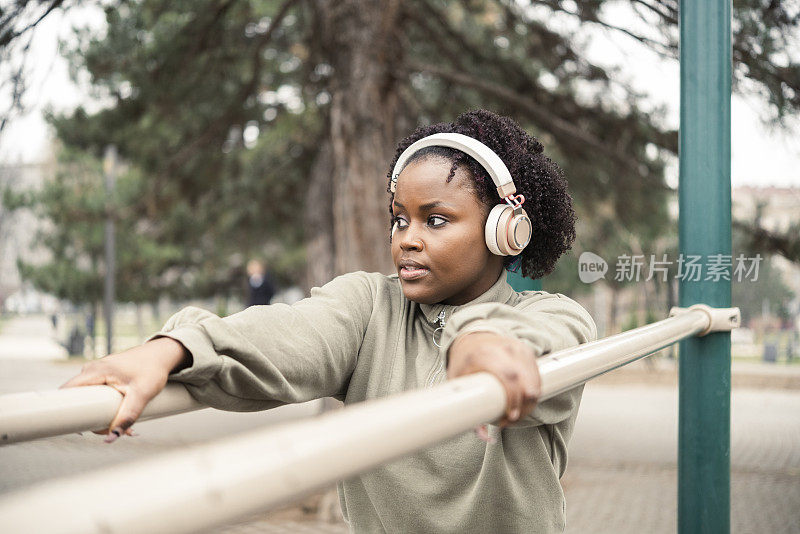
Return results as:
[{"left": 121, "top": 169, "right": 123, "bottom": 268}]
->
[
  {"left": 0, "top": 383, "right": 203, "bottom": 445},
  {"left": 0, "top": 373, "right": 507, "bottom": 534},
  {"left": 1, "top": 307, "right": 738, "bottom": 447},
  {"left": 538, "top": 309, "right": 708, "bottom": 399},
  {"left": 0, "top": 307, "right": 739, "bottom": 533},
  {"left": 538, "top": 306, "right": 739, "bottom": 399}
]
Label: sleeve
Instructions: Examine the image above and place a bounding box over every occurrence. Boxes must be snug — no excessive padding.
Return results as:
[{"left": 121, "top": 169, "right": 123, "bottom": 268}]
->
[
  {"left": 439, "top": 292, "right": 597, "bottom": 428},
  {"left": 150, "top": 271, "right": 375, "bottom": 412}
]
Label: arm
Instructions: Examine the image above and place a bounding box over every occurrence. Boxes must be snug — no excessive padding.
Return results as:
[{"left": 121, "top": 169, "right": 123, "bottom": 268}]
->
[
  {"left": 443, "top": 292, "right": 597, "bottom": 427},
  {"left": 61, "top": 272, "right": 375, "bottom": 443},
  {"left": 154, "top": 271, "right": 375, "bottom": 412}
]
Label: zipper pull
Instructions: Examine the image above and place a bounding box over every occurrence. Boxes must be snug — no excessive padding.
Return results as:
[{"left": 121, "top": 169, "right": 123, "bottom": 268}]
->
[{"left": 433, "top": 310, "right": 446, "bottom": 347}]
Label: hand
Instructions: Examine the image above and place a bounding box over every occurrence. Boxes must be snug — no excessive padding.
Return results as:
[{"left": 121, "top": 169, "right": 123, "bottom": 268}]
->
[
  {"left": 59, "top": 337, "right": 189, "bottom": 443},
  {"left": 446, "top": 331, "right": 541, "bottom": 428}
]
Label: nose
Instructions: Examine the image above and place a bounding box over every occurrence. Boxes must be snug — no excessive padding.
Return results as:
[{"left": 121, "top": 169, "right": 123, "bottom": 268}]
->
[{"left": 398, "top": 223, "right": 424, "bottom": 252}]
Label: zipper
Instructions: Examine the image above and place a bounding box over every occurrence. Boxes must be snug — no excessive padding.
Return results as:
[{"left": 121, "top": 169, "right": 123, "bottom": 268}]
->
[
  {"left": 432, "top": 309, "right": 446, "bottom": 347},
  {"left": 427, "top": 309, "right": 447, "bottom": 387}
]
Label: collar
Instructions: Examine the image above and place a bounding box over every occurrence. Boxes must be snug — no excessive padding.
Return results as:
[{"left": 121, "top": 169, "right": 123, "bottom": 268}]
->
[{"left": 418, "top": 270, "right": 515, "bottom": 325}]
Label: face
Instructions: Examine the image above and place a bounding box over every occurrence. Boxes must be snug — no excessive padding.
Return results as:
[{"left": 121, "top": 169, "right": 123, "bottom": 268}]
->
[
  {"left": 391, "top": 157, "right": 504, "bottom": 305},
  {"left": 247, "top": 260, "right": 263, "bottom": 276}
]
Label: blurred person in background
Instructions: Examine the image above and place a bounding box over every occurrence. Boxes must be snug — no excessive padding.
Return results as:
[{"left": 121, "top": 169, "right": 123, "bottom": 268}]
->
[{"left": 246, "top": 258, "right": 276, "bottom": 307}]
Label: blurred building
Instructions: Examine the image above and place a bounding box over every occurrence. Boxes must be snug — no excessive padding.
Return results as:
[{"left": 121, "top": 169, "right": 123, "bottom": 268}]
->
[
  {"left": 0, "top": 159, "right": 56, "bottom": 313},
  {"left": 733, "top": 186, "right": 800, "bottom": 233},
  {"left": 733, "top": 185, "right": 800, "bottom": 329}
]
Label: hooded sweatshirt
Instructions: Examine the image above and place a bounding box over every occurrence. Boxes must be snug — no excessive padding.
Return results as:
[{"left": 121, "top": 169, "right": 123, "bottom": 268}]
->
[{"left": 156, "top": 270, "right": 597, "bottom": 533}]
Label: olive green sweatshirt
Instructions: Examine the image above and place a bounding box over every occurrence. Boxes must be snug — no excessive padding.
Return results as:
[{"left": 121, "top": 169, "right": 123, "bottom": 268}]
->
[{"left": 157, "top": 270, "right": 597, "bottom": 533}]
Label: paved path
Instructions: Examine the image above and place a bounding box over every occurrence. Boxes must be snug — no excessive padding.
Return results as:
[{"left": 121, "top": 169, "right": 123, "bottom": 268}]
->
[
  {"left": 0, "top": 315, "right": 67, "bottom": 360},
  {"left": 1, "top": 357, "right": 798, "bottom": 533},
  {"left": 564, "top": 382, "right": 800, "bottom": 534}
]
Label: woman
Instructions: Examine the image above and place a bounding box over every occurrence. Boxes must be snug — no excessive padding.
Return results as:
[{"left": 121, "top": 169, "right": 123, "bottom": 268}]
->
[{"left": 62, "top": 109, "right": 596, "bottom": 533}]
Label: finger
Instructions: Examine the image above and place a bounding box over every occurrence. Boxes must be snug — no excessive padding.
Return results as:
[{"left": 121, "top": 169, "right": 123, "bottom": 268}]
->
[
  {"left": 474, "top": 424, "right": 496, "bottom": 444},
  {"left": 520, "top": 352, "right": 541, "bottom": 414},
  {"left": 494, "top": 380, "right": 520, "bottom": 427},
  {"left": 104, "top": 390, "right": 146, "bottom": 444},
  {"left": 104, "top": 425, "right": 140, "bottom": 442},
  {"left": 519, "top": 396, "right": 536, "bottom": 424},
  {"left": 92, "top": 427, "right": 137, "bottom": 436},
  {"left": 472, "top": 356, "right": 521, "bottom": 427},
  {"left": 501, "top": 367, "right": 524, "bottom": 425},
  {"left": 505, "top": 344, "right": 537, "bottom": 411}
]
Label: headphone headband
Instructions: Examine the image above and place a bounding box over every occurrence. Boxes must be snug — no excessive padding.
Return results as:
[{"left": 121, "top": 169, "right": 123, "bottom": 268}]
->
[{"left": 390, "top": 133, "right": 517, "bottom": 199}]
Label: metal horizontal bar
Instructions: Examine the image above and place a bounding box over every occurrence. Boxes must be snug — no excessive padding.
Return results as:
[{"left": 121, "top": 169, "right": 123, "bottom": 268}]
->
[
  {"left": 0, "top": 308, "right": 725, "bottom": 446},
  {"left": 0, "top": 373, "right": 508, "bottom": 533},
  {"left": 537, "top": 309, "right": 710, "bottom": 399},
  {"left": 0, "top": 308, "right": 722, "bottom": 533},
  {"left": 0, "top": 383, "right": 204, "bottom": 445}
]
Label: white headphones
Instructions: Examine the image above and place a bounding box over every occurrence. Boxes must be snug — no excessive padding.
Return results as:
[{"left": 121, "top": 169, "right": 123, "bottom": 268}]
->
[{"left": 390, "top": 132, "right": 532, "bottom": 256}]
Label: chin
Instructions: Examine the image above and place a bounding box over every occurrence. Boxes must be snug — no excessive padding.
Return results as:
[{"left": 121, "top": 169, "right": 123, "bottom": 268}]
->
[{"left": 399, "top": 282, "right": 440, "bottom": 305}]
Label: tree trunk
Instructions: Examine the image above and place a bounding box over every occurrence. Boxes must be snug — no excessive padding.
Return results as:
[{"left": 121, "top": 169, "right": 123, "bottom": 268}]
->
[
  {"left": 306, "top": 1, "right": 402, "bottom": 289},
  {"left": 304, "top": 141, "right": 335, "bottom": 292}
]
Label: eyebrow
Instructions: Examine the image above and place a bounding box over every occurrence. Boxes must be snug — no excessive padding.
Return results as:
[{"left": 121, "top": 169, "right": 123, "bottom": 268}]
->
[{"left": 392, "top": 200, "right": 455, "bottom": 211}]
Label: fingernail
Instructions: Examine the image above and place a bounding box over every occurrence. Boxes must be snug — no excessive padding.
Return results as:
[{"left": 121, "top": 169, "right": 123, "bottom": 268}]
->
[
  {"left": 510, "top": 408, "right": 520, "bottom": 421},
  {"left": 104, "top": 428, "right": 121, "bottom": 444}
]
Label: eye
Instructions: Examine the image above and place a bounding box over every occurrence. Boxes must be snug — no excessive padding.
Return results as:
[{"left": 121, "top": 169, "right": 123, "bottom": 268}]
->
[
  {"left": 428, "top": 215, "right": 447, "bottom": 227},
  {"left": 393, "top": 216, "right": 409, "bottom": 229}
]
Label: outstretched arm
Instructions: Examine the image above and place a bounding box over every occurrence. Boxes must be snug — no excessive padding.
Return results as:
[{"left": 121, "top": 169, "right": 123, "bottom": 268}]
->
[
  {"left": 154, "top": 271, "right": 375, "bottom": 410},
  {"left": 61, "top": 271, "right": 376, "bottom": 440}
]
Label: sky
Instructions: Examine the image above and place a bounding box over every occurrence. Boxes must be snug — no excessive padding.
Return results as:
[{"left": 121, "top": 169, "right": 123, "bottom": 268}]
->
[
  {"left": 1, "top": 5, "right": 798, "bottom": 189},
  {"left": 0, "top": 7, "right": 105, "bottom": 165}
]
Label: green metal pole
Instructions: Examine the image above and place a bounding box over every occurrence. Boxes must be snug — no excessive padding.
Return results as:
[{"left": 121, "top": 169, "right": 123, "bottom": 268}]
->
[{"left": 678, "top": 2, "right": 732, "bottom": 533}]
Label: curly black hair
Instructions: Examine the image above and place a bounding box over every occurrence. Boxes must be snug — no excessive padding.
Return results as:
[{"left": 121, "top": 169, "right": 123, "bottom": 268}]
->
[{"left": 386, "top": 109, "right": 576, "bottom": 280}]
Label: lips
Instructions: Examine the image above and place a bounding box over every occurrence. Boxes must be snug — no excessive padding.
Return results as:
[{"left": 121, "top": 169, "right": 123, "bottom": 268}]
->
[{"left": 398, "top": 259, "right": 430, "bottom": 281}]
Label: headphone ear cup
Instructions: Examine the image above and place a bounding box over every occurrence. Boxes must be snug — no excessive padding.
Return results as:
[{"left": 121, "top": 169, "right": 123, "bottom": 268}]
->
[
  {"left": 508, "top": 209, "right": 532, "bottom": 254},
  {"left": 485, "top": 204, "right": 511, "bottom": 255},
  {"left": 485, "top": 204, "right": 532, "bottom": 256}
]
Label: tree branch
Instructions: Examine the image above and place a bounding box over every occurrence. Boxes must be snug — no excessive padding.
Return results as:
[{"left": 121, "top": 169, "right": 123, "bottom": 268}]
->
[
  {"left": 163, "top": 0, "right": 301, "bottom": 175},
  {"left": 400, "top": 4, "right": 469, "bottom": 73},
  {"left": 403, "top": 60, "right": 672, "bottom": 179},
  {"left": 559, "top": 4, "right": 675, "bottom": 59},
  {"left": 0, "top": 0, "right": 66, "bottom": 47},
  {"left": 631, "top": 0, "right": 678, "bottom": 25},
  {"left": 734, "top": 219, "right": 800, "bottom": 264}
]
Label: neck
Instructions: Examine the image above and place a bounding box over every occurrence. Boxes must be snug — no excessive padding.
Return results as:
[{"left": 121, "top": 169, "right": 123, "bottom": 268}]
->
[{"left": 441, "top": 263, "right": 505, "bottom": 306}]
